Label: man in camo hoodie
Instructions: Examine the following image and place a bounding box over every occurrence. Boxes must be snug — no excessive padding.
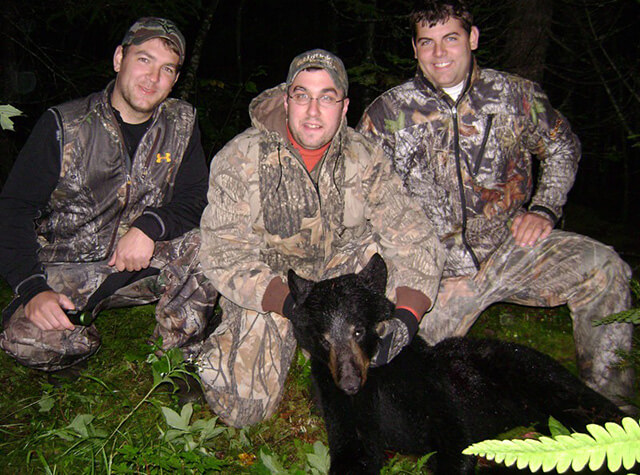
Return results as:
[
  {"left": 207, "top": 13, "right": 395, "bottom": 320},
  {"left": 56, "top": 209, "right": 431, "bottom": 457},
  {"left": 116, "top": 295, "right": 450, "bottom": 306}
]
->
[
  {"left": 357, "top": 0, "right": 634, "bottom": 411},
  {"left": 197, "top": 49, "right": 444, "bottom": 427}
]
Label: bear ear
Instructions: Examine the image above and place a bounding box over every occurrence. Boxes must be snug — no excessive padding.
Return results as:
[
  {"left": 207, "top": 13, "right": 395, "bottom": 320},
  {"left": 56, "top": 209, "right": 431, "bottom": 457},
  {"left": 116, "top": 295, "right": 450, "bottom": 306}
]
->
[
  {"left": 287, "top": 269, "right": 315, "bottom": 304},
  {"left": 357, "top": 253, "right": 387, "bottom": 294}
]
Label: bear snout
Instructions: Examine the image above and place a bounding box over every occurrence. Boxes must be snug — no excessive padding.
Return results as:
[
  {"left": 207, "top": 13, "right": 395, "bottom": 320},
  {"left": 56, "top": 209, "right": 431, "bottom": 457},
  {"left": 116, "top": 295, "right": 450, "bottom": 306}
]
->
[{"left": 328, "top": 340, "right": 369, "bottom": 395}]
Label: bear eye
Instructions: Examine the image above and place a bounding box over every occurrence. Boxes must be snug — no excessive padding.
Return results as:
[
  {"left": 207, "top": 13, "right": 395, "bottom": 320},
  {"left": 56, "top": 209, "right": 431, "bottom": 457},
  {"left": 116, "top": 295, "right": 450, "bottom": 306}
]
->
[{"left": 353, "top": 327, "right": 365, "bottom": 339}]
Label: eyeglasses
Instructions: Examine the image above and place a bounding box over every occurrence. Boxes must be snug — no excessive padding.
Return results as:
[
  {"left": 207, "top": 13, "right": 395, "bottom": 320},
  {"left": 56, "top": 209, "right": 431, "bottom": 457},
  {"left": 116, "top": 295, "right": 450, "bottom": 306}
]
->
[{"left": 288, "top": 92, "right": 346, "bottom": 108}]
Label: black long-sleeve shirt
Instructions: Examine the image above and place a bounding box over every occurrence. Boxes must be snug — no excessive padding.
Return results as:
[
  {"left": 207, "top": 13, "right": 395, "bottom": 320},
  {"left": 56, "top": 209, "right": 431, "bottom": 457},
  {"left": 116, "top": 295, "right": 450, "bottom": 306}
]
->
[{"left": 0, "top": 108, "right": 209, "bottom": 303}]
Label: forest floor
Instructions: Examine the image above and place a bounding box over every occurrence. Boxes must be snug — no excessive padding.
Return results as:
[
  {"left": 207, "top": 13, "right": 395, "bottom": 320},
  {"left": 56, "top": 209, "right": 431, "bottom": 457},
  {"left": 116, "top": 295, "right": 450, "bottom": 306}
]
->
[{"left": 0, "top": 203, "right": 638, "bottom": 474}]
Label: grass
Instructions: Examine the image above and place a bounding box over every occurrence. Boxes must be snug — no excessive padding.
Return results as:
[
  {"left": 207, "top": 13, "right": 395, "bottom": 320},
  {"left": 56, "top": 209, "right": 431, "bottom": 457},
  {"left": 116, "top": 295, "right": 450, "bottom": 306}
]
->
[{"left": 0, "top": 285, "right": 637, "bottom": 474}]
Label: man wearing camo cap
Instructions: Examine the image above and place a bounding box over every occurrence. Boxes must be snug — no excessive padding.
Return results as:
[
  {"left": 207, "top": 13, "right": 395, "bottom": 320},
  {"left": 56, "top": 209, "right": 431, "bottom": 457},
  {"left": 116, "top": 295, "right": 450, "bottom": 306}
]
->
[
  {"left": 197, "top": 48, "right": 444, "bottom": 427},
  {"left": 0, "top": 17, "right": 217, "bottom": 375}
]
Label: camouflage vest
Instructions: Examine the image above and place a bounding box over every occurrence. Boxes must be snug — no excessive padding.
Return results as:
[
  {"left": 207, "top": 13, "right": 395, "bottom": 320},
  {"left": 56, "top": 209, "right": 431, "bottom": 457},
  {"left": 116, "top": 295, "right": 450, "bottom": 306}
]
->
[{"left": 36, "top": 84, "right": 195, "bottom": 263}]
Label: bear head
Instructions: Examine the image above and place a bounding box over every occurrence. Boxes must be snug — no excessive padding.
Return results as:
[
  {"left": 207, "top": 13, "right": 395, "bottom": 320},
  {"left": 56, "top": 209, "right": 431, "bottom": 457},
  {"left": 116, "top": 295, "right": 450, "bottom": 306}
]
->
[{"left": 287, "top": 253, "right": 393, "bottom": 395}]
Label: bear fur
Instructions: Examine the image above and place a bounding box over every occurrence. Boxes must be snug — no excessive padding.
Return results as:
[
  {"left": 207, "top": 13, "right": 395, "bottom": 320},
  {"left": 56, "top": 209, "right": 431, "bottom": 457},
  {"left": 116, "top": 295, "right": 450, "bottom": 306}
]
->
[{"left": 287, "top": 254, "right": 623, "bottom": 474}]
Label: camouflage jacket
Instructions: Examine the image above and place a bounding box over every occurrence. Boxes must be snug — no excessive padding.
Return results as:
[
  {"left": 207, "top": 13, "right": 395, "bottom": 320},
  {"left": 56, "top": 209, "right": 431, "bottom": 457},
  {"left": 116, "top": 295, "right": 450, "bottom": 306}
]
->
[
  {"left": 37, "top": 83, "right": 196, "bottom": 263},
  {"left": 199, "top": 84, "right": 443, "bottom": 312},
  {"left": 358, "top": 63, "right": 581, "bottom": 277}
]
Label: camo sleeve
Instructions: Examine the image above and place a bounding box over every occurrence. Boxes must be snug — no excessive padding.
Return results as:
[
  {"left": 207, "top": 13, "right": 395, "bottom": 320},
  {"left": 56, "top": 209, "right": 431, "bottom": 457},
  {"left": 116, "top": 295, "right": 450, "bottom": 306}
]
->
[
  {"left": 356, "top": 96, "right": 397, "bottom": 161},
  {"left": 198, "top": 129, "right": 278, "bottom": 312},
  {"left": 354, "top": 132, "right": 444, "bottom": 306},
  {"left": 520, "top": 81, "right": 581, "bottom": 222}
]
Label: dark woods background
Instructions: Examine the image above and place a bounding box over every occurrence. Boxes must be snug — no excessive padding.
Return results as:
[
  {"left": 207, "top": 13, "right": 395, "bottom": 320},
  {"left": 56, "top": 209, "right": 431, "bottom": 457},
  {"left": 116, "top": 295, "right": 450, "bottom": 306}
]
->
[{"left": 2, "top": 0, "right": 639, "bottom": 226}]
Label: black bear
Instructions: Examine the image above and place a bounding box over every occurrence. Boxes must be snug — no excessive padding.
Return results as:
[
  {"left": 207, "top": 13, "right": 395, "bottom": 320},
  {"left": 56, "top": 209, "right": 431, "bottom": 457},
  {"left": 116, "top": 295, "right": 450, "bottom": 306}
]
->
[{"left": 286, "top": 254, "right": 623, "bottom": 474}]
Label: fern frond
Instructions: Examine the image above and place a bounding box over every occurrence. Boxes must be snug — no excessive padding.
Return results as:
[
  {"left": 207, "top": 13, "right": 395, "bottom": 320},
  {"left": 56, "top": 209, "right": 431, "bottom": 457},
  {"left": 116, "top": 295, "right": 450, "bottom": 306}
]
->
[
  {"left": 594, "top": 307, "right": 640, "bottom": 326},
  {"left": 462, "top": 417, "right": 640, "bottom": 473}
]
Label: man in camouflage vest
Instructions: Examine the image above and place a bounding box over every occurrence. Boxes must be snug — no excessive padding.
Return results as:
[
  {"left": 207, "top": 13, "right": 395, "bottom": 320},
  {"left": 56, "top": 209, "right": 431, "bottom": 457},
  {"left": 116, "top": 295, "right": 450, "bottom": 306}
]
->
[
  {"left": 197, "top": 49, "right": 444, "bottom": 427},
  {"left": 357, "top": 0, "right": 634, "bottom": 411},
  {"left": 0, "top": 17, "right": 217, "bottom": 373}
]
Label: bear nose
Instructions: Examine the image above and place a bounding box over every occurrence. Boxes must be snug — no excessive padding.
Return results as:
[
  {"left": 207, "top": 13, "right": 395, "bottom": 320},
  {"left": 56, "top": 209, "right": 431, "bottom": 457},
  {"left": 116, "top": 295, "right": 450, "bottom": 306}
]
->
[{"left": 339, "top": 375, "right": 362, "bottom": 395}]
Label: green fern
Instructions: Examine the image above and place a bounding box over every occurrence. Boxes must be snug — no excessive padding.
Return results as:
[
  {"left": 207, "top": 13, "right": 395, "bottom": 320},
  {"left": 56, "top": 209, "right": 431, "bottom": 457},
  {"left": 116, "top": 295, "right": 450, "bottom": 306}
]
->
[
  {"left": 462, "top": 417, "right": 640, "bottom": 473},
  {"left": 594, "top": 307, "right": 640, "bottom": 326},
  {"left": 594, "top": 279, "right": 639, "bottom": 326}
]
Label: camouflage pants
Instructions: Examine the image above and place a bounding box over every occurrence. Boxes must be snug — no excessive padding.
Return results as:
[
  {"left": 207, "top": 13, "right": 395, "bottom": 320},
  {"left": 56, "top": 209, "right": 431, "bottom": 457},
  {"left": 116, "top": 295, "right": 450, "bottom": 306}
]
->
[
  {"left": 0, "top": 229, "right": 218, "bottom": 371},
  {"left": 196, "top": 240, "right": 391, "bottom": 428},
  {"left": 419, "top": 230, "right": 634, "bottom": 405}
]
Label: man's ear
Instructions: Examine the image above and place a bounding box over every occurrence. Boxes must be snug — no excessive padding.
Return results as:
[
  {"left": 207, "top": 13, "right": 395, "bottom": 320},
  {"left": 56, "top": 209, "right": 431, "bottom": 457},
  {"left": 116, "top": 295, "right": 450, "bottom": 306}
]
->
[
  {"left": 287, "top": 270, "right": 315, "bottom": 304},
  {"left": 341, "top": 97, "right": 350, "bottom": 119},
  {"left": 113, "top": 45, "right": 124, "bottom": 73},
  {"left": 357, "top": 253, "right": 387, "bottom": 294},
  {"left": 469, "top": 26, "right": 480, "bottom": 51}
]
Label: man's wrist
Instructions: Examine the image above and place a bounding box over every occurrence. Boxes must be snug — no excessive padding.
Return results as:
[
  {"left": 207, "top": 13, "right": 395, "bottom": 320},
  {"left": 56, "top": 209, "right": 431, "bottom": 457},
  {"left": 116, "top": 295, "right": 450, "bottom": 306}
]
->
[
  {"left": 528, "top": 205, "right": 558, "bottom": 225},
  {"left": 16, "top": 275, "right": 52, "bottom": 306}
]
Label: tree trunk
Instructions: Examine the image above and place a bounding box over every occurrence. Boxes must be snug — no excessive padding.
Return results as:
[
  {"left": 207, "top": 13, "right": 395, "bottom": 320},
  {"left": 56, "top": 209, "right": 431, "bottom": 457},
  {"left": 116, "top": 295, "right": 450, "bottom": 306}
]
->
[
  {"left": 502, "top": 0, "right": 552, "bottom": 82},
  {"left": 178, "top": 0, "right": 220, "bottom": 101},
  {"left": 236, "top": 0, "right": 246, "bottom": 85}
]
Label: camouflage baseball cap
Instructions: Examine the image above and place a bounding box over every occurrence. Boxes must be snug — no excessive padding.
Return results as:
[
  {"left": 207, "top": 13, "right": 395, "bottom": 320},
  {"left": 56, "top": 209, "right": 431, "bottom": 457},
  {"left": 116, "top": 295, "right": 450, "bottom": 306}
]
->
[
  {"left": 121, "top": 17, "right": 186, "bottom": 66},
  {"left": 286, "top": 49, "right": 348, "bottom": 96}
]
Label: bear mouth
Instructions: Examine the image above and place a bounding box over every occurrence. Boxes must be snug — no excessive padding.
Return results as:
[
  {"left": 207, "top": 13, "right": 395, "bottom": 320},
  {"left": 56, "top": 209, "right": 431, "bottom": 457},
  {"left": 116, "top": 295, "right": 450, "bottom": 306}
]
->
[{"left": 328, "top": 343, "right": 369, "bottom": 395}]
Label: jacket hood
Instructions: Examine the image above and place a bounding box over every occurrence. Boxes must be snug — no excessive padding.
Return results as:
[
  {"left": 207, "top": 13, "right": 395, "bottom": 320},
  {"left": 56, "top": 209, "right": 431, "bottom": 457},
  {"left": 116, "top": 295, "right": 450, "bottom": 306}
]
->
[{"left": 249, "top": 83, "right": 289, "bottom": 139}]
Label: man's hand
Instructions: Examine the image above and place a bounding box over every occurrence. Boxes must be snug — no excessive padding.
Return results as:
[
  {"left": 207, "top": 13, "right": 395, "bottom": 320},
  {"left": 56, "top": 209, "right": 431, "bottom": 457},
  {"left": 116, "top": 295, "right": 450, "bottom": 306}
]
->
[
  {"left": 108, "top": 227, "right": 155, "bottom": 272},
  {"left": 370, "top": 308, "right": 419, "bottom": 367},
  {"left": 510, "top": 212, "right": 553, "bottom": 247},
  {"left": 25, "top": 290, "right": 76, "bottom": 331}
]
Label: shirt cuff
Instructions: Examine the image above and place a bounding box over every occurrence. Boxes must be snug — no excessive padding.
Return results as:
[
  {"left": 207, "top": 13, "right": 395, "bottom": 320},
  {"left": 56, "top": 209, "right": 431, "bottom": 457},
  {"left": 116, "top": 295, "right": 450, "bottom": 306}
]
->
[
  {"left": 16, "top": 274, "right": 52, "bottom": 306},
  {"left": 528, "top": 205, "right": 558, "bottom": 225},
  {"left": 395, "top": 286, "right": 432, "bottom": 319},
  {"left": 131, "top": 211, "right": 165, "bottom": 241}
]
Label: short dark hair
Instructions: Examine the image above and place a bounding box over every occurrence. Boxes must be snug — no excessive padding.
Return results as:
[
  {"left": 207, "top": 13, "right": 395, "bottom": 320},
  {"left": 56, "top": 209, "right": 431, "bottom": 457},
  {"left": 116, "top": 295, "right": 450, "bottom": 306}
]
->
[{"left": 410, "top": 0, "right": 473, "bottom": 38}]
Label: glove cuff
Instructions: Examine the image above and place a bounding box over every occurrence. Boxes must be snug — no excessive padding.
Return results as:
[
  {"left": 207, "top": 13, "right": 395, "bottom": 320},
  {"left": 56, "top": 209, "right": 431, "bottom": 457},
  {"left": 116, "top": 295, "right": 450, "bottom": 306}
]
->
[{"left": 394, "top": 307, "right": 419, "bottom": 338}]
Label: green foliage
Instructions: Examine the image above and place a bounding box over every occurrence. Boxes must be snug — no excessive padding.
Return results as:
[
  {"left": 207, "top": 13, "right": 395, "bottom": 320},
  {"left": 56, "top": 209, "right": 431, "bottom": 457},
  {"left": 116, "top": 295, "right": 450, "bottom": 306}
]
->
[
  {"left": 160, "top": 402, "right": 237, "bottom": 453},
  {"left": 463, "top": 417, "right": 640, "bottom": 473},
  {"left": 381, "top": 452, "right": 435, "bottom": 474},
  {"left": 596, "top": 307, "right": 640, "bottom": 326},
  {"left": 254, "top": 440, "right": 330, "bottom": 475},
  {"left": 0, "top": 105, "right": 24, "bottom": 131},
  {"left": 595, "top": 279, "right": 640, "bottom": 326},
  {"left": 1, "top": 283, "right": 638, "bottom": 474}
]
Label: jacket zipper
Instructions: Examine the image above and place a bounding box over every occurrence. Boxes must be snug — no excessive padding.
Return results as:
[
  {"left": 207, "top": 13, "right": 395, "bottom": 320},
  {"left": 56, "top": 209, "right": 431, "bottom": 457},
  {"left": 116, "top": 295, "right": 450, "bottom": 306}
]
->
[
  {"left": 105, "top": 175, "right": 131, "bottom": 258},
  {"left": 473, "top": 114, "right": 494, "bottom": 176},
  {"left": 104, "top": 106, "right": 134, "bottom": 259},
  {"left": 452, "top": 106, "right": 480, "bottom": 271}
]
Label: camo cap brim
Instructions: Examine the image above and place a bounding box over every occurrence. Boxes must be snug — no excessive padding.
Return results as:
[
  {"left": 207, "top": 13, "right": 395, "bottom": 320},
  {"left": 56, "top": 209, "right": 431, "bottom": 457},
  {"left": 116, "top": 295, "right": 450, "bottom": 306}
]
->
[
  {"left": 286, "top": 49, "right": 348, "bottom": 96},
  {"left": 121, "top": 17, "right": 186, "bottom": 66}
]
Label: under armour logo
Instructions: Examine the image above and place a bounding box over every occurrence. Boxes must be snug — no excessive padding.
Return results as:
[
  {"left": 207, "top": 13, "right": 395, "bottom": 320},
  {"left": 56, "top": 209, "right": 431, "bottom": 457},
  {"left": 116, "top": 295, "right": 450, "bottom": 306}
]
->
[{"left": 156, "top": 153, "right": 171, "bottom": 163}]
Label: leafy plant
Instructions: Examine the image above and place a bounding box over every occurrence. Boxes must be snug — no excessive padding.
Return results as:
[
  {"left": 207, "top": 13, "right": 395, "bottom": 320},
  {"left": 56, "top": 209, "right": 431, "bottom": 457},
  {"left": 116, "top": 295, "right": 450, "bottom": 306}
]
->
[
  {"left": 255, "top": 440, "right": 331, "bottom": 475},
  {"left": 594, "top": 279, "right": 640, "bottom": 326},
  {"left": 463, "top": 417, "right": 640, "bottom": 473},
  {"left": 381, "top": 451, "right": 435, "bottom": 474},
  {"left": 160, "top": 402, "right": 232, "bottom": 453},
  {"left": 0, "top": 105, "right": 23, "bottom": 131}
]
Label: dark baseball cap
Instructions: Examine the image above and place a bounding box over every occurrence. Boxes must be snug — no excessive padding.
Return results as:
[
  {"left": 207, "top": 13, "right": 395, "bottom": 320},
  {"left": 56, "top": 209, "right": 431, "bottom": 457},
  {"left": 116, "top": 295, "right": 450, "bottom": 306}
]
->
[
  {"left": 121, "top": 17, "right": 186, "bottom": 66},
  {"left": 286, "top": 49, "right": 348, "bottom": 96}
]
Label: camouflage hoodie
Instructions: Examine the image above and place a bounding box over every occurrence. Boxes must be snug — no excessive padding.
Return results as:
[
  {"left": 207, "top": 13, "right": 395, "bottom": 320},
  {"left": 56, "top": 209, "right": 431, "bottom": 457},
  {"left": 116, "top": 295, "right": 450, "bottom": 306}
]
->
[
  {"left": 358, "top": 63, "right": 581, "bottom": 277},
  {"left": 199, "top": 84, "right": 443, "bottom": 312}
]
